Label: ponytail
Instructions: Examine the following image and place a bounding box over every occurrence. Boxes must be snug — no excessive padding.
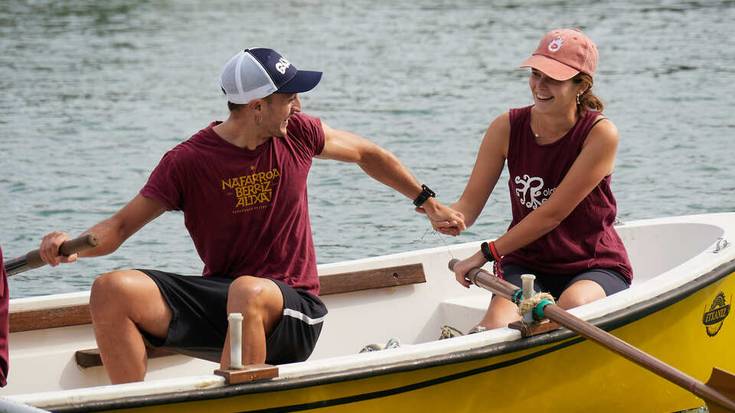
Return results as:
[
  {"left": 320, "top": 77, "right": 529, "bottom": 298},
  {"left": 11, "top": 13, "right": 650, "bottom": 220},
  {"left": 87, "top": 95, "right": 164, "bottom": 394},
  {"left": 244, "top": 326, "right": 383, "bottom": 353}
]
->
[{"left": 573, "top": 73, "right": 604, "bottom": 113}]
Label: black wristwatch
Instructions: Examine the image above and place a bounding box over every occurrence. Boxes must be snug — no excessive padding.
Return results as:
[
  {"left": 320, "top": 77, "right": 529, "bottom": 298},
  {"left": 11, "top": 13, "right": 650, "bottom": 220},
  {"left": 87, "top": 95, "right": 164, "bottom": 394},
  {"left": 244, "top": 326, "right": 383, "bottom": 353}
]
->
[
  {"left": 413, "top": 184, "right": 436, "bottom": 207},
  {"left": 481, "top": 242, "right": 495, "bottom": 263}
]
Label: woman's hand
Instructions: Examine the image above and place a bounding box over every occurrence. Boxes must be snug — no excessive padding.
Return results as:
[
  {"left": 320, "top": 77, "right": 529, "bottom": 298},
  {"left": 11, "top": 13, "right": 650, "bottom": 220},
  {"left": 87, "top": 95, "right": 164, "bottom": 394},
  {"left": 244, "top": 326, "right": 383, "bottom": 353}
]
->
[{"left": 452, "top": 250, "right": 487, "bottom": 288}]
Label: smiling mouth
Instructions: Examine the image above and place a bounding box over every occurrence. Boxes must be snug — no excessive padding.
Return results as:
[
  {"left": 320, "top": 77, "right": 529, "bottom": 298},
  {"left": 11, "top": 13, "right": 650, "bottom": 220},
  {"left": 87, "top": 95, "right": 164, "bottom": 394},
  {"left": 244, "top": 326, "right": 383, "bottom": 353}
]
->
[{"left": 536, "top": 94, "right": 553, "bottom": 101}]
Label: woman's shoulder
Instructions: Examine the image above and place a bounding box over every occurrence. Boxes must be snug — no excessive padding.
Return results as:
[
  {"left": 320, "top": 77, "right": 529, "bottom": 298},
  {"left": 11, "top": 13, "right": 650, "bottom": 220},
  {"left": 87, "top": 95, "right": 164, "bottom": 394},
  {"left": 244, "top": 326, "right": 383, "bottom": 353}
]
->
[
  {"left": 507, "top": 105, "right": 532, "bottom": 120},
  {"left": 583, "top": 112, "right": 619, "bottom": 150},
  {"left": 588, "top": 112, "right": 617, "bottom": 135},
  {"left": 487, "top": 111, "right": 511, "bottom": 135}
]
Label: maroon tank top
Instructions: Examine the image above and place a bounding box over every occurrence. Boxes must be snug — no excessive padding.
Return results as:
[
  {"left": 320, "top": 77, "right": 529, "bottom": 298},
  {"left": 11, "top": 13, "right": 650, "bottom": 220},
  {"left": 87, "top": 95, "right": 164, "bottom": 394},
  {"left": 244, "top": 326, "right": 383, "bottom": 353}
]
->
[{"left": 502, "top": 105, "right": 633, "bottom": 282}]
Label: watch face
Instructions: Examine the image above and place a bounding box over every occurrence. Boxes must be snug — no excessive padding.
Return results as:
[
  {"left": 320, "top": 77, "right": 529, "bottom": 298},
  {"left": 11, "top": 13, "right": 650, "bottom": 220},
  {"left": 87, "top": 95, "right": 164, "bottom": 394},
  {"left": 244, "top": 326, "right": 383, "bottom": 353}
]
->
[{"left": 421, "top": 185, "right": 436, "bottom": 198}]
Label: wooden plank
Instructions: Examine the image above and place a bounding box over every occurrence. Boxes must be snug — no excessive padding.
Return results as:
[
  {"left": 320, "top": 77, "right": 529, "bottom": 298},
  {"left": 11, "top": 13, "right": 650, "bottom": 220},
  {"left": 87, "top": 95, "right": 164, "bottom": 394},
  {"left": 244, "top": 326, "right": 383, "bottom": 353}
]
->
[
  {"left": 11, "top": 263, "right": 426, "bottom": 333},
  {"left": 319, "top": 263, "right": 426, "bottom": 295},
  {"left": 10, "top": 305, "right": 91, "bottom": 333},
  {"left": 214, "top": 364, "right": 279, "bottom": 384},
  {"left": 507, "top": 320, "right": 560, "bottom": 337},
  {"left": 75, "top": 346, "right": 177, "bottom": 369}
]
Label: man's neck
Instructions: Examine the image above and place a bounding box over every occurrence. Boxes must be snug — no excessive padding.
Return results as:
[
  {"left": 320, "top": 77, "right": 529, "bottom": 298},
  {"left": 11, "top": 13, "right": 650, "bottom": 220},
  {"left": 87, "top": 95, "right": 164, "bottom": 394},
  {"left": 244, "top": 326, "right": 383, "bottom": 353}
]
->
[{"left": 213, "top": 117, "right": 271, "bottom": 150}]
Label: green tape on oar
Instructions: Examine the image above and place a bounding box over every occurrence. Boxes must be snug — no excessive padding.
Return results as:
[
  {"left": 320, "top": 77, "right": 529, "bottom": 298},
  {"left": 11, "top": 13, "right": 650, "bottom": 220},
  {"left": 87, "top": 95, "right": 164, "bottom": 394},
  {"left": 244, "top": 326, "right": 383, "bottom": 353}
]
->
[{"left": 532, "top": 298, "right": 554, "bottom": 322}]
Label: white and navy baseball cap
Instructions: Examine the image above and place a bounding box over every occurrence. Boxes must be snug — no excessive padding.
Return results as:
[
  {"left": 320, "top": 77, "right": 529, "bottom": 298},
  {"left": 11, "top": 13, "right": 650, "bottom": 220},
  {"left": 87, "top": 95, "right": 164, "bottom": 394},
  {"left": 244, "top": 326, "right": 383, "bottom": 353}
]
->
[{"left": 219, "top": 48, "right": 322, "bottom": 104}]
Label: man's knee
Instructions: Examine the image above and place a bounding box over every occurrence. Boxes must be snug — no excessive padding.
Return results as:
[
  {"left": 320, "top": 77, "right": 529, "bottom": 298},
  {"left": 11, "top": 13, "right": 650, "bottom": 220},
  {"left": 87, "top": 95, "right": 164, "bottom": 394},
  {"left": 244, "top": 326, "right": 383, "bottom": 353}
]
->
[
  {"left": 228, "top": 277, "right": 269, "bottom": 309},
  {"left": 227, "top": 277, "right": 283, "bottom": 323},
  {"left": 90, "top": 270, "right": 151, "bottom": 315}
]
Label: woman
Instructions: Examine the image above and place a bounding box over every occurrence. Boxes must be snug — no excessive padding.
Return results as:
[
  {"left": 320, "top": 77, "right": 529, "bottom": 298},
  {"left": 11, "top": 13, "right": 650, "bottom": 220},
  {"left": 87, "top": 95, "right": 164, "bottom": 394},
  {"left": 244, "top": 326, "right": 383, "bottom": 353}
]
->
[{"left": 442, "top": 28, "right": 632, "bottom": 331}]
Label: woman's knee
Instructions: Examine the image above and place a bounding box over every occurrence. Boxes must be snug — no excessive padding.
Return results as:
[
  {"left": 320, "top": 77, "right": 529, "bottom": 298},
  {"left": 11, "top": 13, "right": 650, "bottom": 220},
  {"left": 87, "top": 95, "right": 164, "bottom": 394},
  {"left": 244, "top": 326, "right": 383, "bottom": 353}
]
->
[{"left": 557, "top": 280, "right": 606, "bottom": 309}]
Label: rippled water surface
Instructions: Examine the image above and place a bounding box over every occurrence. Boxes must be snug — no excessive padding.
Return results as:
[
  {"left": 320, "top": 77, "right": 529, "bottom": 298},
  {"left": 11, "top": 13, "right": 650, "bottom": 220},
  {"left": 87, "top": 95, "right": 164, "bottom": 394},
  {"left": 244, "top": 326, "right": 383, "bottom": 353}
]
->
[{"left": 1, "top": 0, "right": 734, "bottom": 298}]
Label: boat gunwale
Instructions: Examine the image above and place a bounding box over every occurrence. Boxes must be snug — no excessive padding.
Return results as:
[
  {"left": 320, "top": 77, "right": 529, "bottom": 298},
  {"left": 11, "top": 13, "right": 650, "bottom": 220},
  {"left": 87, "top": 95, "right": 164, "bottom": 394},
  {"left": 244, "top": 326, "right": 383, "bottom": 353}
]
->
[{"left": 46, "top": 256, "right": 735, "bottom": 412}]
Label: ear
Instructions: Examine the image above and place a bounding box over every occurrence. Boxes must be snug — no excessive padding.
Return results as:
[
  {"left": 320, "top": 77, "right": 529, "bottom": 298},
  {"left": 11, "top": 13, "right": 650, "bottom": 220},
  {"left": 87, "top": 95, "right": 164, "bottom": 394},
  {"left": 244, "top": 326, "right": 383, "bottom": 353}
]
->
[{"left": 248, "top": 99, "right": 264, "bottom": 112}]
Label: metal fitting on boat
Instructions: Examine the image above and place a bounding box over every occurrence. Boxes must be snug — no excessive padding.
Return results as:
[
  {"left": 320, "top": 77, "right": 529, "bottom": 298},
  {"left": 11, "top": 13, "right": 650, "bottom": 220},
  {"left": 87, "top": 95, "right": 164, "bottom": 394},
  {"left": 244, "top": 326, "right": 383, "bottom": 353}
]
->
[
  {"left": 713, "top": 237, "right": 729, "bottom": 253},
  {"left": 521, "top": 274, "right": 536, "bottom": 300}
]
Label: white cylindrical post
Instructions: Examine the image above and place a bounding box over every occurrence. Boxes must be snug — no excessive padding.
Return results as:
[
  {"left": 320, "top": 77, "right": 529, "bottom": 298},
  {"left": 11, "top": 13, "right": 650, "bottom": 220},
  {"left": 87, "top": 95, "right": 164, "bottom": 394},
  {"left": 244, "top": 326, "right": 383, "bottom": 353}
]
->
[
  {"left": 228, "top": 313, "right": 244, "bottom": 370},
  {"left": 521, "top": 274, "right": 536, "bottom": 300}
]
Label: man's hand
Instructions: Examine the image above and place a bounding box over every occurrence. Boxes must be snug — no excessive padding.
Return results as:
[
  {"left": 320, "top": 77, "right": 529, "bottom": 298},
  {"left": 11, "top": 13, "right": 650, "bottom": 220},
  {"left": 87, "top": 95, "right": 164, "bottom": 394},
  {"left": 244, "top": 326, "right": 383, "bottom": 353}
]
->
[
  {"left": 417, "top": 198, "right": 466, "bottom": 236},
  {"left": 39, "top": 231, "right": 78, "bottom": 267}
]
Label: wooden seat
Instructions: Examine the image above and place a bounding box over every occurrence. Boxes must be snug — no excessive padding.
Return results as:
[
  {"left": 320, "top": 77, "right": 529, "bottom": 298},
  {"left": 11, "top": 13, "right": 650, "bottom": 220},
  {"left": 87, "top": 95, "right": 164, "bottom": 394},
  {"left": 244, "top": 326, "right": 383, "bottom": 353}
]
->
[
  {"left": 75, "top": 346, "right": 178, "bottom": 369},
  {"left": 9, "top": 263, "right": 426, "bottom": 368}
]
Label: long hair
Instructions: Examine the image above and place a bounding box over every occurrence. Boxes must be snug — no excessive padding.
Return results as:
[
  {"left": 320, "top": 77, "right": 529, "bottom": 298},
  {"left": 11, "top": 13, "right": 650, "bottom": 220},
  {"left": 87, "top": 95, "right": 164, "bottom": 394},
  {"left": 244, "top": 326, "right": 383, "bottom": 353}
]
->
[{"left": 573, "top": 73, "right": 604, "bottom": 113}]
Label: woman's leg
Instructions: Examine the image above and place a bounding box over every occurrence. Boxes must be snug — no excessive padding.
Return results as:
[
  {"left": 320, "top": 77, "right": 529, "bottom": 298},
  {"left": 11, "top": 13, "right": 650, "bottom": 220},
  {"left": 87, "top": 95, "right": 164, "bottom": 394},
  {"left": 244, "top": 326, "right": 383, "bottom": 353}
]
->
[
  {"left": 477, "top": 295, "right": 522, "bottom": 329},
  {"left": 557, "top": 269, "right": 629, "bottom": 309}
]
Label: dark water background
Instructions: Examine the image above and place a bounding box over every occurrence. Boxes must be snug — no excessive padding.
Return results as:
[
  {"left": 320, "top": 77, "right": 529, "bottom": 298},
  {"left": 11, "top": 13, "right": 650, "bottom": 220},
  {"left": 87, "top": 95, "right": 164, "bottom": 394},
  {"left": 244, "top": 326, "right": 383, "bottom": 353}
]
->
[{"left": 1, "top": 0, "right": 734, "bottom": 298}]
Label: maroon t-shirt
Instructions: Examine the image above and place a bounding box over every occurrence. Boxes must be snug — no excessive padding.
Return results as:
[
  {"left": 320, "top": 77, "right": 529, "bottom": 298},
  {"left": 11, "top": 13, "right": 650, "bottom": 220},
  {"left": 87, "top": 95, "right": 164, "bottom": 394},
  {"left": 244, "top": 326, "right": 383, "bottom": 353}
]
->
[
  {"left": 502, "top": 106, "right": 633, "bottom": 282},
  {"left": 140, "top": 112, "right": 325, "bottom": 295},
  {"left": 0, "top": 246, "right": 9, "bottom": 386}
]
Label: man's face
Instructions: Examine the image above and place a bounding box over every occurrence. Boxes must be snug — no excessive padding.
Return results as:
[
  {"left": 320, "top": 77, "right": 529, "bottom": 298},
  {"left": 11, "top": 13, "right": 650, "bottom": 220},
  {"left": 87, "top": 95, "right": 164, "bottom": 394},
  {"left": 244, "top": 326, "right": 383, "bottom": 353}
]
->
[{"left": 262, "top": 93, "right": 299, "bottom": 137}]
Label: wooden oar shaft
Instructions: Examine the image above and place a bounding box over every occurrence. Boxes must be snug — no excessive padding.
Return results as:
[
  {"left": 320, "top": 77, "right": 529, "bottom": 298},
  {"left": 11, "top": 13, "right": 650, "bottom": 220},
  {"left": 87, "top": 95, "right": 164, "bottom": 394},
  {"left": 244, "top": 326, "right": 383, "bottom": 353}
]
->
[
  {"left": 448, "top": 259, "right": 735, "bottom": 412},
  {"left": 543, "top": 305, "right": 735, "bottom": 411},
  {"left": 5, "top": 234, "right": 98, "bottom": 276}
]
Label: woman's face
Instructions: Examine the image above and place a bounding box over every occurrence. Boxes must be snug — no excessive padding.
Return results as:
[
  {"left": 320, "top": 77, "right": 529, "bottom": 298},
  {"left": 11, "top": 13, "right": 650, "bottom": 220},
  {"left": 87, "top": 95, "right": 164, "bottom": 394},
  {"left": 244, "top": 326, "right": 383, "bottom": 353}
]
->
[{"left": 528, "top": 68, "right": 582, "bottom": 113}]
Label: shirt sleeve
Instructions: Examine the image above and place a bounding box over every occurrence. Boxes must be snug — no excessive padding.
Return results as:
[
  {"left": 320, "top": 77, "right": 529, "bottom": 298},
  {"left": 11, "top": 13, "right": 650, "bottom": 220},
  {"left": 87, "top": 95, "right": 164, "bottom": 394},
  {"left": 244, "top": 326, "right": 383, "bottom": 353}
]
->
[
  {"left": 0, "top": 246, "right": 9, "bottom": 386},
  {"left": 0, "top": 247, "right": 4, "bottom": 298},
  {"left": 139, "top": 149, "right": 185, "bottom": 211},
  {"left": 286, "top": 112, "right": 325, "bottom": 158}
]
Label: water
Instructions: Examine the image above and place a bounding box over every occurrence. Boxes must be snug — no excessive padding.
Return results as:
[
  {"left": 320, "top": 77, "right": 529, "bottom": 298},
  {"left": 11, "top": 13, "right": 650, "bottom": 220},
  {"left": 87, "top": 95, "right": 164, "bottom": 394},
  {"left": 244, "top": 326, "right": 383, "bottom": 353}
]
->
[{"left": 1, "top": 0, "right": 734, "bottom": 299}]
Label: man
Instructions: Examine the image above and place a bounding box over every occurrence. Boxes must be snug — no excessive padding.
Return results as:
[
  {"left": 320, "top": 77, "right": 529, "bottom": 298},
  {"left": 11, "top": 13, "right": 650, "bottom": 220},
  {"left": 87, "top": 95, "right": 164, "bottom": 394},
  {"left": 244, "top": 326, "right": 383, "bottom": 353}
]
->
[{"left": 39, "top": 48, "right": 465, "bottom": 384}]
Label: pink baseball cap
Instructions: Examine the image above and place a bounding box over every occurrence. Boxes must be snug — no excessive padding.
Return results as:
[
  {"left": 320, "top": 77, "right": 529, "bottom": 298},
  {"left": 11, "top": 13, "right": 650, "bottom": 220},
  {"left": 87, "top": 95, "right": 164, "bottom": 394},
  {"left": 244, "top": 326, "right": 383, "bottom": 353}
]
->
[{"left": 520, "top": 28, "right": 598, "bottom": 81}]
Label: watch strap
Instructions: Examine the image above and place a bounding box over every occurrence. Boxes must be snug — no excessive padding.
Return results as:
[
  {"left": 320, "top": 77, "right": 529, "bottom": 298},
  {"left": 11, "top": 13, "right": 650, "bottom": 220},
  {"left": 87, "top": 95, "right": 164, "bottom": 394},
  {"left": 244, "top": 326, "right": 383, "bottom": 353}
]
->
[
  {"left": 480, "top": 242, "right": 495, "bottom": 263},
  {"left": 412, "top": 184, "right": 436, "bottom": 207}
]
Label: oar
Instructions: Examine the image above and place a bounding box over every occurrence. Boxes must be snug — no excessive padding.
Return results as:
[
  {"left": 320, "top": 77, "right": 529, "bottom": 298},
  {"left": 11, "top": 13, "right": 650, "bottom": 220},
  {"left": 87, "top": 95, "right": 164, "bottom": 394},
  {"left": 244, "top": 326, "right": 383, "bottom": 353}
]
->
[
  {"left": 448, "top": 259, "right": 735, "bottom": 412},
  {"left": 4, "top": 234, "right": 98, "bottom": 276}
]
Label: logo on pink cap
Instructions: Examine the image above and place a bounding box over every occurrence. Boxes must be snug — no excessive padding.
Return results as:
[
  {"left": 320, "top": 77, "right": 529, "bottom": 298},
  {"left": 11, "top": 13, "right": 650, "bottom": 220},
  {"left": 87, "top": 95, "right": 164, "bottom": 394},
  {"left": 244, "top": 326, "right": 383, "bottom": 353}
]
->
[{"left": 547, "top": 37, "right": 564, "bottom": 53}]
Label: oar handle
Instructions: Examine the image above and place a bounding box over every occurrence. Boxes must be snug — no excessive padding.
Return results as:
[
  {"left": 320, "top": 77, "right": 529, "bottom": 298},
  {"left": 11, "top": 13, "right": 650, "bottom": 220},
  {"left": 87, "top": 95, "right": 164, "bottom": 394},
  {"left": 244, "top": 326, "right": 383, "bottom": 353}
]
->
[
  {"left": 449, "top": 259, "right": 735, "bottom": 412},
  {"left": 447, "top": 258, "right": 518, "bottom": 298},
  {"left": 5, "top": 234, "right": 98, "bottom": 277}
]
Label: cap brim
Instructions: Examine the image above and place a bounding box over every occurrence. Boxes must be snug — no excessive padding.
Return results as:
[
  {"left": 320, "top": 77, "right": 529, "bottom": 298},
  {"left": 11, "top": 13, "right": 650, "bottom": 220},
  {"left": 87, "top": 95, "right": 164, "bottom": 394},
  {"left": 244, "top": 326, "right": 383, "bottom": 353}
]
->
[
  {"left": 520, "top": 55, "right": 579, "bottom": 81},
  {"left": 277, "top": 70, "right": 322, "bottom": 94}
]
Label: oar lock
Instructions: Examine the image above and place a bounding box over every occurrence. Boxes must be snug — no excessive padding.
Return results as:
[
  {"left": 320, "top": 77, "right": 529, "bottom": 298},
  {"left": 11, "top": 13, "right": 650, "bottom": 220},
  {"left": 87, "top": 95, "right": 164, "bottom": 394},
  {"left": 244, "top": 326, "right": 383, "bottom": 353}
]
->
[{"left": 513, "top": 274, "right": 556, "bottom": 324}]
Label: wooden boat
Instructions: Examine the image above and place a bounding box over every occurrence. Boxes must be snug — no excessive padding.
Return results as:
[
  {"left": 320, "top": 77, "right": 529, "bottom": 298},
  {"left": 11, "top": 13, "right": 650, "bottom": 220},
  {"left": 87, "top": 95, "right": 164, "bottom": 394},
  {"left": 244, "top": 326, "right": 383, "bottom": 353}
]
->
[{"left": 1, "top": 212, "right": 734, "bottom": 412}]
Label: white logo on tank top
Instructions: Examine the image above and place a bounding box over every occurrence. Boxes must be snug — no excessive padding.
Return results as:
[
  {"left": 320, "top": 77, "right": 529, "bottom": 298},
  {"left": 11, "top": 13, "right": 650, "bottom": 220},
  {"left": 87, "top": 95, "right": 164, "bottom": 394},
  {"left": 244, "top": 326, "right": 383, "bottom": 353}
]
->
[{"left": 514, "top": 174, "right": 556, "bottom": 210}]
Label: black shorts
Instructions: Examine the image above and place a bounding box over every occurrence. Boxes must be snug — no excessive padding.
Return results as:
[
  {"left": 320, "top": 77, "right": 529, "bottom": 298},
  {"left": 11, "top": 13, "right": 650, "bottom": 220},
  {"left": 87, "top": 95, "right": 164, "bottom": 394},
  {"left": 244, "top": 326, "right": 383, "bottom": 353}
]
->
[
  {"left": 501, "top": 264, "right": 630, "bottom": 300},
  {"left": 137, "top": 269, "right": 327, "bottom": 365}
]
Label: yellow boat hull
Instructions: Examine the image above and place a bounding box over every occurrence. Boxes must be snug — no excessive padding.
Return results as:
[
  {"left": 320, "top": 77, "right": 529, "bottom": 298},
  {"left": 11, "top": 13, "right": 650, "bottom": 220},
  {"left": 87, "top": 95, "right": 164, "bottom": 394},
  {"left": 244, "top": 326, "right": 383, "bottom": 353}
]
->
[{"left": 100, "top": 266, "right": 734, "bottom": 413}]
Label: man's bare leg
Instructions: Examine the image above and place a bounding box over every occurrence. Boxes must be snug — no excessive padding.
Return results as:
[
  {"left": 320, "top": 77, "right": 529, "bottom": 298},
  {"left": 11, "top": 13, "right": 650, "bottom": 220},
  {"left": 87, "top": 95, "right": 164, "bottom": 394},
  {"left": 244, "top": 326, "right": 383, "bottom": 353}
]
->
[
  {"left": 89, "top": 270, "right": 171, "bottom": 384},
  {"left": 220, "top": 276, "right": 284, "bottom": 369}
]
